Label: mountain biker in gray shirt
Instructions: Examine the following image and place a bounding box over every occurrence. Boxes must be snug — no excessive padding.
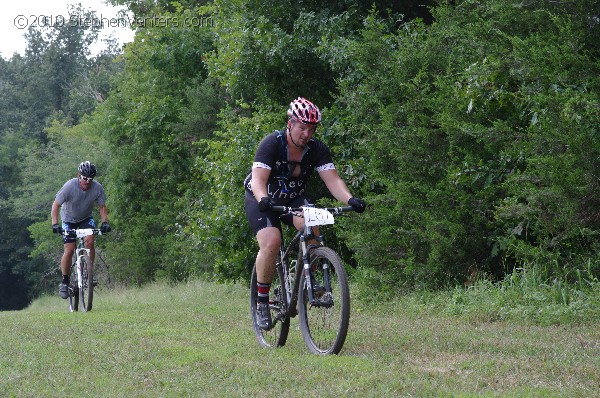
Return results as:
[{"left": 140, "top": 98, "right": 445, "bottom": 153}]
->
[{"left": 51, "top": 161, "right": 111, "bottom": 299}]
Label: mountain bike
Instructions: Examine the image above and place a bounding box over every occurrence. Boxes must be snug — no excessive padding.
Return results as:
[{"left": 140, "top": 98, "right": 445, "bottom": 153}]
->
[
  {"left": 62, "top": 228, "right": 102, "bottom": 312},
  {"left": 250, "top": 205, "right": 354, "bottom": 355}
]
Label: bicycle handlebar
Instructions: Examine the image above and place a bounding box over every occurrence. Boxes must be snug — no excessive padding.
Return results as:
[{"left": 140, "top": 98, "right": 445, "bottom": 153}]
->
[
  {"left": 271, "top": 206, "right": 355, "bottom": 215},
  {"left": 61, "top": 228, "right": 103, "bottom": 238}
]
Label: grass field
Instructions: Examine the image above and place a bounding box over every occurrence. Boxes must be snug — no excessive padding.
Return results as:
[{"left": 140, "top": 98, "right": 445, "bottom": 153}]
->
[{"left": 0, "top": 280, "right": 598, "bottom": 397}]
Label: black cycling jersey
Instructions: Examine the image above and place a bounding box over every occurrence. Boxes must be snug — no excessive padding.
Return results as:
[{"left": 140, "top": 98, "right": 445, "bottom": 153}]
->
[{"left": 244, "top": 129, "right": 335, "bottom": 203}]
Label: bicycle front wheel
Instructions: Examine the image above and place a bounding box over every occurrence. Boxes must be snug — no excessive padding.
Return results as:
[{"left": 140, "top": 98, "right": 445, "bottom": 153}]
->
[
  {"left": 79, "top": 255, "right": 94, "bottom": 312},
  {"left": 250, "top": 261, "right": 290, "bottom": 348},
  {"left": 299, "top": 247, "right": 350, "bottom": 355}
]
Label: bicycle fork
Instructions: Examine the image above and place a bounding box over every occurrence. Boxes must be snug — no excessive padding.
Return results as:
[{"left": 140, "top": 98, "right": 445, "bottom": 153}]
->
[
  {"left": 300, "top": 235, "right": 333, "bottom": 307},
  {"left": 75, "top": 247, "right": 90, "bottom": 290}
]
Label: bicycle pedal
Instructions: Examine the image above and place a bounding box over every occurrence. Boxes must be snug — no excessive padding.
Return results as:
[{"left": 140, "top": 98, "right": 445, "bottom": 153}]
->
[
  {"left": 313, "top": 284, "right": 326, "bottom": 299},
  {"left": 311, "top": 296, "right": 334, "bottom": 308}
]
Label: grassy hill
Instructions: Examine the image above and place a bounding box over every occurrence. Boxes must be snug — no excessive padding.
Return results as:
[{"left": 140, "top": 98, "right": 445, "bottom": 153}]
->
[{"left": 1, "top": 280, "right": 598, "bottom": 397}]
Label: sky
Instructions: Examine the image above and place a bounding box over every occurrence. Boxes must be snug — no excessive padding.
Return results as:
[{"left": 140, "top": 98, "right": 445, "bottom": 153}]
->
[{"left": 1, "top": 0, "right": 135, "bottom": 59}]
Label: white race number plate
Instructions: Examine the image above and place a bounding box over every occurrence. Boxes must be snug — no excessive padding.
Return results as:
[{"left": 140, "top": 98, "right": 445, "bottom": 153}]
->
[{"left": 303, "top": 207, "right": 334, "bottom": 227}]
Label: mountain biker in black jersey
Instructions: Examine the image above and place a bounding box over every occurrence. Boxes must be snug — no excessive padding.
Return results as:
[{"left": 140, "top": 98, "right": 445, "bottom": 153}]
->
[
  {"left": 244, "top": 97, "right": 366, "bottom": 330},
  {"left": 51, "top": 161, "right": 111, "bottom": 299}
]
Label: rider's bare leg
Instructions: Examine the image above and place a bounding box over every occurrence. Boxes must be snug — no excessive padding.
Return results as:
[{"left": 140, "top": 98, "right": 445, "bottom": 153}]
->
[
  {"left": 84, "top": 235, "right": 96, "bottom": 264},
  {"left": 61, "top": 243, "right": 76, "bottom": 279},
  {"left": 255, "top": 226, "right": 281, "bottom": 284}
]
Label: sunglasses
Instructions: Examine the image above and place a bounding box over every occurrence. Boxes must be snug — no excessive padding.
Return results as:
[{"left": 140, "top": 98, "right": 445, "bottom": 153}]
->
[{"left": 79, "top": 175, "right": 94, "bottom": 182}]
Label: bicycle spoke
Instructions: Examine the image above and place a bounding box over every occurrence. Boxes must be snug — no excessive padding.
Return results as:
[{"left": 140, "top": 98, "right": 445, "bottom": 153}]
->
[{"left": 299, "top": 247, "right": 350, "bottom": 355}]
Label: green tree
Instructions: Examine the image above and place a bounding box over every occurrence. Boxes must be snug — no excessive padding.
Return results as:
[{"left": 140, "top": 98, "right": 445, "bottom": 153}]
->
[
  {"left": 0, "top": 4, "right": 123, "bottom": 307},
  {"left": 22, "top": 4, "right": 102, "bottom": 124},
  {"left": 326, "top": 0, "right": 600, "bottom": 291},
  {"left": 181, "top": 0, "right": 409, "bottom": 281},
  {"left": 98, "top": 3, "right": 219, "bottom": 283},
  {"left": 0, "top": 130, "right": 37, "bottom": 309}
]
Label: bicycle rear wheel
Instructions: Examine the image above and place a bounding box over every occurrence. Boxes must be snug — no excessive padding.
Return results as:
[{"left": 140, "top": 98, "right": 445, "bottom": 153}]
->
[
  {"left": 250, "top": 261, "right": 290, "bottom": 348},
  {"left": 299, "top": 247, "right": 350, "bottom": 355},
  {"left": 68, "top": 264, "right": 79, "bottom": 312},
  {"left": 79, "top": 255, "right": 94, "bottom": 312}
]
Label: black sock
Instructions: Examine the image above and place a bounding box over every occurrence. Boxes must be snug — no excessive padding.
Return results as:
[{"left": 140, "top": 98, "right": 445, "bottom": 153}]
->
[{"left": 62, "top": 275, "right": 69, "bottom": 284}]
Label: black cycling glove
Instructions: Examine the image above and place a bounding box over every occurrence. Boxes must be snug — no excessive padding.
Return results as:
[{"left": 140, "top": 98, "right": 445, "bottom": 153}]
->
[
  {"left": 348, "top": 197, "right": 367, "bottom": 213},
  {"left": 100, "top": 221, "right": 111, "bottom": 233},
  {"left": 52, "top": 224, "right": 63, "bottom": 234},
  {"left": 258, "top": 197, "right": 274, "bottom": 212}
]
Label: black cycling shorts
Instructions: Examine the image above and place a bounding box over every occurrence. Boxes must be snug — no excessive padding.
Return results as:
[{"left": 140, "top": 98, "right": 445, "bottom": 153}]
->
[
  {"left": 61, "top": 217, "right": 96, "bottom": 244},
  {"left": 244, "top": 191, "right": 313, "bottom": 235}
]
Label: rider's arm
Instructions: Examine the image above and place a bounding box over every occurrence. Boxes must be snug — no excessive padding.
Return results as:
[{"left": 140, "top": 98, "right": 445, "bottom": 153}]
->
[
  {"left": 251, "top": 167, "right": 271, "bottom": 202},
  {"left": 319, "top": 169, "right": 353, "bottom": 204},
  {"left": 51, "top": 200, "right": 61, "bottom": 225},
  {"left": 99, "top": 204, "right": 108, "bottom": 224}
]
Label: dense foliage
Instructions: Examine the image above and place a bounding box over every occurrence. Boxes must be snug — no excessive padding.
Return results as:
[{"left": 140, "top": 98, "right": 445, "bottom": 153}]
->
[
  {"left": 184, "top": 0, "right": 600, "bottom": 291},
  {"left": 0, "top": 0, "right": 598, "bottom": 309},
  {"left": 328, "top": 1, "right": 600, "bottom": 290},
  {"left": 0, "top": 5, "right": 121, "bottom": 308}
]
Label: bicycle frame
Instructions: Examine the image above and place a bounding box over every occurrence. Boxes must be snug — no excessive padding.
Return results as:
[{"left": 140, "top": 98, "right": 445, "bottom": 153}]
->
[
  {"left": 73, "top": 230, "right": 92, "bottom": 292},
  {"left": 274, "top": 206, "right": 352, "bottom": 318},
  {"left": 251, "top": 205, "right": 354, "bottom": 354},
  {"left": 63, "top": 228, "right": 102, "bottom": 312}
]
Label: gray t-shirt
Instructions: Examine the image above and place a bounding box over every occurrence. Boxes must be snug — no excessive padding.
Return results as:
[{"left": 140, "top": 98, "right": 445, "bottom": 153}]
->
[{"left": 55, "top": 178, "right": 106, "bottom": 223}]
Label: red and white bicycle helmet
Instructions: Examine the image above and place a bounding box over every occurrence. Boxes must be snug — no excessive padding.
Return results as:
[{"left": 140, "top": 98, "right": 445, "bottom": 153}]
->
[{"left": 287, "top": 97, "right": 321, "bottom": 125}]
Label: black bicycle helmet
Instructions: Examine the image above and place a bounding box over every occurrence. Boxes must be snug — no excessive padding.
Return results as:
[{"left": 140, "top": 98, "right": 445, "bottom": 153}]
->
[{"left": 78, "top": 161, "right": 97, "bottom": 178}]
